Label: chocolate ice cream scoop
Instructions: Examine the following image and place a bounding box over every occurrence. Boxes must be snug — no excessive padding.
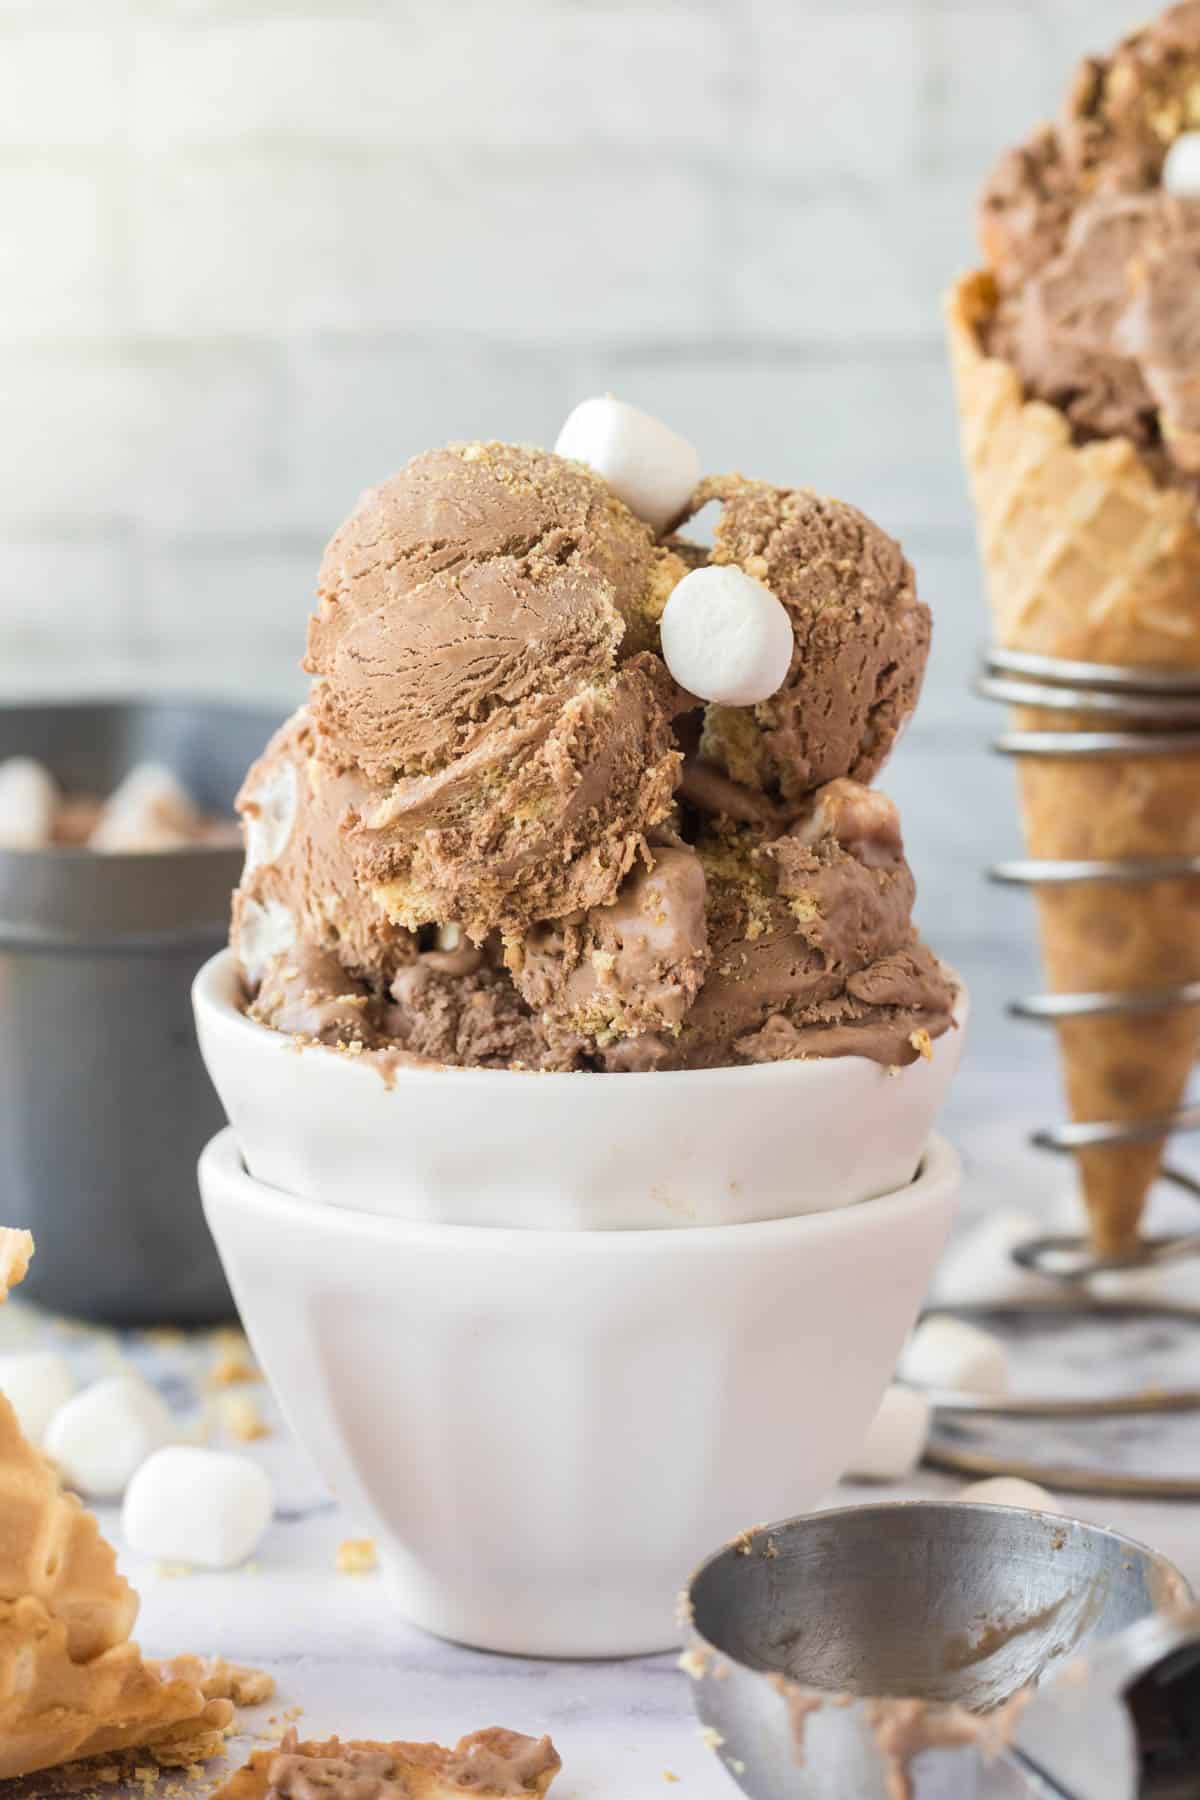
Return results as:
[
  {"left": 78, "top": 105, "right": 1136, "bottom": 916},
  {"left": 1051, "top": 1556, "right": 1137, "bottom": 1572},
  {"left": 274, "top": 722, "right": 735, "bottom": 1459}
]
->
[
  {"left": 513, "top": 839, "right": 709, "bottom": 1045},
  {"left": 685, "top": 477, "right": 929, "bottom": 805},
  {"left": 977, "top": 3, "right": 1200, "bottom": 484},
  {"left": 303, "top": 443, "right": 687, "bottom": 939},
  {"left": 598, "top": 781, "right": 953, "bottom": 1072},
  {"left": 230, "top": 415, "right": 950, "bottom": 1079},
  {"left": 306, "top": 441, "right": 685, "bottom": 778},
  {"left": 232, "top": 711, "right": 414, "bottom": 986}
]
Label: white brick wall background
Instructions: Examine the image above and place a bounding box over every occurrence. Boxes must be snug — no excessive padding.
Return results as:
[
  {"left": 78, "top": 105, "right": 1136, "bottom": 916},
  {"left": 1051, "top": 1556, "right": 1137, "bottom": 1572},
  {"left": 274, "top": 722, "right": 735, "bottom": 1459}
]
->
[{"left": 0, "top": 0, "right": 1154, "bottom": 1036}]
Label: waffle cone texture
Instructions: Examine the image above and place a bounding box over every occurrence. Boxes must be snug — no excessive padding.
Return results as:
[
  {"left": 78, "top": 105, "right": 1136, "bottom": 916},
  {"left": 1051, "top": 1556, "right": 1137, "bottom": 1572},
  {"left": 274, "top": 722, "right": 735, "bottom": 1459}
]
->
[
  {"left": 0, "top": 1235, "right": 245, "bottom": 1779},
  {"left": 948, "top": 272, "right": 1200, "bottom": 1254}
]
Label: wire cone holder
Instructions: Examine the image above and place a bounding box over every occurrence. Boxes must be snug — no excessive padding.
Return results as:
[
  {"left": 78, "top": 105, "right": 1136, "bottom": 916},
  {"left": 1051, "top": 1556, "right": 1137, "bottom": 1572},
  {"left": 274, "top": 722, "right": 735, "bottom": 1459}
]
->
[{"left": 977, "top": 647, "right": 1200, "bottom": 1283}]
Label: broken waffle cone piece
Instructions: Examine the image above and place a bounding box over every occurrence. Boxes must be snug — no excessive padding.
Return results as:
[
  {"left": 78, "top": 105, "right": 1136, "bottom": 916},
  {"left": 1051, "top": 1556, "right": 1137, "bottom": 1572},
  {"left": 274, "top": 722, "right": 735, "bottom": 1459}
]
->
[
  {"left": 0, "top": 1229, "right": 33, "bottom": 1301},
  {"left": 215, "top": 1727, "right": 561, "bottom": 1799},
  {"left": 0, "top": 1234, "right": 273, "bottom": 1779},
  {"left": 948, "top": 271, "right": 1200, "bottom": 1256}
]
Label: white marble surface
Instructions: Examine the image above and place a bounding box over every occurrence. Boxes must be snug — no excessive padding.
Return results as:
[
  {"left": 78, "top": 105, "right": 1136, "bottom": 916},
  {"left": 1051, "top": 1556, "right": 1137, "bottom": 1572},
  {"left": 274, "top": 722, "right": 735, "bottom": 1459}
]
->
[{"left": 4, "top": 1064, "right": 1199, "bottom": 1800}]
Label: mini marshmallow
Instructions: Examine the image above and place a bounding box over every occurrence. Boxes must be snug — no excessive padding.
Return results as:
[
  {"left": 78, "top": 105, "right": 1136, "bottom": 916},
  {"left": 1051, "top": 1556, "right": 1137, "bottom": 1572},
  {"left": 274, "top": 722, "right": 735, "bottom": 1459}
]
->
[
  {"left": 0, "top": 757, "right": 58, "bottom": 850},
  {"left": 845, "top": 1384, "right": 931, "bottom": 1482},
  {"left": 930, "top": 1210, "right": 1062, "bottom": 1310},
  {"left": 1163, "top": 130, "right": 1200, "bottom": 196},
  {"left": 0, "top": 1351, "right": 76, "bottom": 1444},
  {"left": 90, "top": 762, "right": 197, "bottom": 853},
  {"left": 44, "top": 1374, "right": 173, "bottom": 1499},
  {"left": 122, "top": 1445, "right": 273, "bottom": 1569},
  {"left": 899, "top": 1315, "right": 1010, "bottom": 1396},
  {"left": 959, "top": 1476, "right": 1057, "bottom": 1513},
  {"left": 660, "top": 566, "right": 794, "bottom": 706},
  {"left": 554, "top": 396, "right": 701, "bottom": 535},
  {"left": 236, "top": 897, "right": 296, "bottom": 984},
  {"left": 243, "top": 759, "right": 298, "bottom": 875}
]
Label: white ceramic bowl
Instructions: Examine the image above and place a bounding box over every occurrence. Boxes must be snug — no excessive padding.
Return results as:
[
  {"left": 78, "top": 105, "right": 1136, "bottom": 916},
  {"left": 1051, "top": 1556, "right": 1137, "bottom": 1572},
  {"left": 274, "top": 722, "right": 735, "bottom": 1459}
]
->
[
  {"left": 200, "top": 1126, "right": 961, "bottom": 1657},
  {"left": 193, "top": 950, "right": 966, "bottom": 1229}
]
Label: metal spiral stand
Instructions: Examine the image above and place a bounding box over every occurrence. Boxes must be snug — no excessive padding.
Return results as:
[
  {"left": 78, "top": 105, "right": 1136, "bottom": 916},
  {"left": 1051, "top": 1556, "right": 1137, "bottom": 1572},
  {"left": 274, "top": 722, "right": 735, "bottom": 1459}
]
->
[
  {"left": 915, "top": 650, "right": 1200, "bottom": 1498},
  {"left": 977, "top": 646, "right": 1200, "bottom": 1283}
]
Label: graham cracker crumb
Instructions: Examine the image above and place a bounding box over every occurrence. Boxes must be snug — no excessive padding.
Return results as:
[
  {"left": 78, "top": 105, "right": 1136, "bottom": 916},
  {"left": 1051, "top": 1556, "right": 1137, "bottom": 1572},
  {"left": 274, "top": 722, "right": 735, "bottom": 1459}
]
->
[
  {"left": 336, "top": 1537, "right": 378, "bottom": 1575},
  {"left": 221, "top": 1393, "right": 269, "bottom": 1442},
  {"left": 909, "top": 1028, "right": 933, "bottom": 1061},
  {"left": 206, "top": 1353, "right": 259, "bottom": 1390}
]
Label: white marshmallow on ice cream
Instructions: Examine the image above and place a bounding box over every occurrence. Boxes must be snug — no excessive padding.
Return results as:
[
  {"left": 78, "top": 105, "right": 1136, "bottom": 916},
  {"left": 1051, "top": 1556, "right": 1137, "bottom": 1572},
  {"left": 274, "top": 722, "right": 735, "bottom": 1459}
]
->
[
  {"left": 0, "top": 1351, "right": 76, "bottom": 1444},
  {"left": 554, "top": 396, "right": 701, "bottom": 534},
  {"left": 960, "top": 1476, "right": 1057, "bottom": 1512},
  {"left": 44, "top": 1374, "right": 173, "bottom": 1499},
  {"left": 234, "top": 897, "right": 297, "bottom": 984},
  {"left": 0, "top": 758, "right": 58, "bottom": 849},
  {"left": 122, "top": 1445, "right": 273, "bottom": 1568},
  {"left": 90, "top": 762, "right": 198, "bottom": 852},
  {"left": 660, "top": 565, "right": 794, "bottom": 706},
  {"left": 1163, "top": 130, "right": 1200, "bottom": 196},
  {"left": 845, "top": 1383, "right": 931, "bottom": 1482},
  {"left": 899, "top": 1315, "right": 1010, "bottom": 1396}
]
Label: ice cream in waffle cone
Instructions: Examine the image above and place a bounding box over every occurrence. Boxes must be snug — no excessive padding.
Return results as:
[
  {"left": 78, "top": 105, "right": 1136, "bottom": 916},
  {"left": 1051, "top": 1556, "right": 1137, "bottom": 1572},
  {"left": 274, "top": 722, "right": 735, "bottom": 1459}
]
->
[
  {"left": 948, "top": 267, "right": 1200, "bottom": 1255},
  {"left": 0, "top": 1234, "right": 270, "bottom": 1779},
  {"left": 215, "top": 1727, "right": 561, "bottom": 1799},
  {"left": 946, "top": 3, "right": 1200, "bottom": 1254}
]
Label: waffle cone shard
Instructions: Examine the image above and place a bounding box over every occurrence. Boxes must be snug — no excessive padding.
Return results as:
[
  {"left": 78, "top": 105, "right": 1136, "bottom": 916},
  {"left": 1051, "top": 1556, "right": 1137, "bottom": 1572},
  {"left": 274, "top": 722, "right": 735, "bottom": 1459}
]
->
[
  {"left": 0, "top": 1239, "right": 240, "bottom": 1780},
  {"left": 948, "top": 271, "right": 1200, "bottom": 1253},
  {"left": 215, "top": 1730, "right": 560, "bottom": 1800}
]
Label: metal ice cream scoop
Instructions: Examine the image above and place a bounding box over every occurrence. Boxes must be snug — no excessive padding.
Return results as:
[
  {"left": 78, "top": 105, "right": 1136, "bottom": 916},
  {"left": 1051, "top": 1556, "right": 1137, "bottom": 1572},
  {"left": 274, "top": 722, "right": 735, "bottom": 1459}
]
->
[{"left": 684, "top": 1501, "right": 1197, "bottom": 1799}]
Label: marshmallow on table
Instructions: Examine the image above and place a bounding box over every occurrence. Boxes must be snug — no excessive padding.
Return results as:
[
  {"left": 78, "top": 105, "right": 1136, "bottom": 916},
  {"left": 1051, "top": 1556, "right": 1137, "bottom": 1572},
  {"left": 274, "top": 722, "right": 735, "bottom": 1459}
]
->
[
  {"left": 0, "top": 757, "right": 58, "bottom": 850},
  {"left": 959, "top": 1476, "right": 1057, "bottom": 1513},
  {"left": 845, "top": 1383, "right": 931, "bottom": 1482},
  {"left": 44, "top": 1374, "right": 174, "bottom": 1499},
  {"left": 0, "top": 1351, "right": 76, "bottom": 1444},
  {"left": 660, "top": 566, "right": 794, "bottom": 706},
  {"left": 1163, "top": 130, "right": 1200, "bottom": 196},
  {"left": 899, "top": 1315, "right": 1010, "bottom": 1396},
  {"left": 930, "top": 1210, "right": 1062, "bottom": 1310},
  {"left": 123, "top": 1445, "right": 273, "bottom": 1569},
  {"left": 89, "top": 761, "right": 198, "bottom": 852},
  {"left": 554, "top": 396, "right": 701, "bottom": 535}
]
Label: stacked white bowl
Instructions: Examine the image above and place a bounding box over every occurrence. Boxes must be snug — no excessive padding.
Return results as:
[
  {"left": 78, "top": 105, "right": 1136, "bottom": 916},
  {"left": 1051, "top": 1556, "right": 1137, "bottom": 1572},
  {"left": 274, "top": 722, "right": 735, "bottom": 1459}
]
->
[{"left": 194, "top": 950, "right": 965, "bottom": 1656}]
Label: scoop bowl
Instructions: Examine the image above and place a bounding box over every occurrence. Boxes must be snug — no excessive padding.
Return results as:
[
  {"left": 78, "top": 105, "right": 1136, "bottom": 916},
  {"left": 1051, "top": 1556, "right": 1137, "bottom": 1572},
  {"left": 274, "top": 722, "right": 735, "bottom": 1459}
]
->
[{"left": 193, "top": 949, "right": 965, "bottom": 1229}]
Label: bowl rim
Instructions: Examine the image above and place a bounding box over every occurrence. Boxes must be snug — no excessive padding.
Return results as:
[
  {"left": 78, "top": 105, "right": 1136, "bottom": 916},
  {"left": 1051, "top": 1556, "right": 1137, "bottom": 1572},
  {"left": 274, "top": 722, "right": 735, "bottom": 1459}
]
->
[
  {"left": 200, "top": 1124, "right": 962, "bottom": 1252},
  {"left": 194, "top": 947, "right": 969, "bottom": 1090}
]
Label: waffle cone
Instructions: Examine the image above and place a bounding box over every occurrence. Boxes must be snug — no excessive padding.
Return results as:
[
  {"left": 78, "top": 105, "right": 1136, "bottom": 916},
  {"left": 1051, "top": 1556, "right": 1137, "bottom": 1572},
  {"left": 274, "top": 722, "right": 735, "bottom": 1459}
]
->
[
  {"left": 0, "top": 1239, "right": 265, "bottom": 1779},
  {"left": 948, "top": 271, "right": 1200, "bottom": 1253}
]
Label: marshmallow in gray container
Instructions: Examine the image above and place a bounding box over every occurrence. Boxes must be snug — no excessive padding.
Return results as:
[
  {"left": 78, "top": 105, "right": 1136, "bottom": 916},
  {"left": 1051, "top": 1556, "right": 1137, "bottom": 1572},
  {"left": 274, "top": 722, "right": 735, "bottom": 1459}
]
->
[{"left": 0, "top": 757, "right": 58, "bottom": 850}]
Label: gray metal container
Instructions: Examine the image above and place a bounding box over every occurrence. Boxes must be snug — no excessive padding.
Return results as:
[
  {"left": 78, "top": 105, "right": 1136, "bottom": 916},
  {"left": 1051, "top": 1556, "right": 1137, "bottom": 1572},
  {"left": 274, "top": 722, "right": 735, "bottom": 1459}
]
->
[{"left": 0, "top": 699, "right": 280, "bottom": 1325}]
